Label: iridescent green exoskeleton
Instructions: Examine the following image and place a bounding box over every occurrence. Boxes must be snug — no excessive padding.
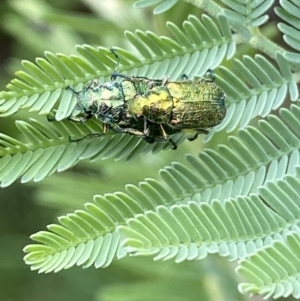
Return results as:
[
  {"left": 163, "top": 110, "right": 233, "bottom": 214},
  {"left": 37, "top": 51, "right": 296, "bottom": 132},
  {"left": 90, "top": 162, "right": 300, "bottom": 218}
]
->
[
  {"left": 167, "top": 71, "right": 226, "bottom": 135},
  {"left": 67, "top": 80, "right": 123, "bottom": 127},
  {"left": 115, "top": 70, "right": 226, "bottom": 145},
  {"left": 54, "top": 48, "right": 226, "bottom": 149},
  {"left": 115, "top": 74, "right": 174, "bottom": 143},
  {"left": 64, "top": 76, "right": 174, "bottom": 145}
]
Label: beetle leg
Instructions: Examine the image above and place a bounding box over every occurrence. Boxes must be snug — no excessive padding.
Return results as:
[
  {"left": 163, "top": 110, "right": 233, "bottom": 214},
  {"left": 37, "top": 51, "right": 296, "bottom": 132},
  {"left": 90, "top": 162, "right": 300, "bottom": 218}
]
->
[
  {"left": 69, "top": 123, "right": 108, "bottom": 142},
  {"left": 109, "top": 122, "right": 147, "bottom": 139},
  {"left": 119, "top": 127, "right": 147, "bottom": 138},
  {"left": 169, "top": 139, "right": 177, "bottom": 150},
  {"left": 197, "top": 129, "right": 209, "bottom": 135},
  {"left": 102, "top": 123, "right": 109, "bottom": 134},
  {"left": 66, "top": 86, "right": 78, "bottom": 94},
  {"left": 111, "top": 71, "right": 131, "bottom": 81},
  {"left": 187, "top": 133, "right": 198, "bottom": 141},
  {"left": 180, "top": 74, "right": 188, "bottom": 80},
  {"left": 153, "top": 134, "right": 177, "bottom": 150},
  {"left": 69, "top": 132, "right": 103, "bottom": 142},
  {"left": 69, "top": 132, "right": 105, "bottom": 142},
  {"left": 143, "top": 116, "right": 151, "bottom": 136},
  {"left": 67, "top": 111, "right": 93, "bottom": 124},
  {"left": 161, "top": 75, "right": 169, "bottom": 86},
  {"left": 154, "top": 128, "right": 177, "bottom": 149},
  {"left": 159, "top": 124, "right": 169, "bottom": 141},
  {"left": 187, "top": 129, "right": 209, "bottom": 141},
  {"left": 69, "top": 136, "right": 83, "bottom": 142},
  {"left": 68, "top": 116, "right": 88, "bottom": 123}
]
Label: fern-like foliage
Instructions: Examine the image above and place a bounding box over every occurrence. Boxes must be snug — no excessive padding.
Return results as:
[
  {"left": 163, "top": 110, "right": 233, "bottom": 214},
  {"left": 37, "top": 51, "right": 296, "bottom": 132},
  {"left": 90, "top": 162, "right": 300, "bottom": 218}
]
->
[
  {"left": 1, "top": 0, "right": 300, "bottom": 299},
  {"left": 207, "top": 53, "right": 298, "bottom": 139},
  {"left": 0, "top": 14, "right": 233, "bottom": 120},
  {"left": 0, "top": 16, "right": 298, "bottom": 184},
  {"left": 237, "top": 232, "right": 300, "bottom": 299},
  {"left": 0, "top": 14, "right": 237, "bottom": 184},
  {"left": 134, "top": 0, "right": 178, "bottom": 14},
  {"left": 24, "top": 104, "right": 300, "bottom": 275},
  {"left": 0, "top": 117, "right": 196, "bottom": 186},
  {"left": 221, "top": 0, "right": 275, "bottom": 27},
  {"left": 275, "top": 0, "right": 300, "bottom": 63}
]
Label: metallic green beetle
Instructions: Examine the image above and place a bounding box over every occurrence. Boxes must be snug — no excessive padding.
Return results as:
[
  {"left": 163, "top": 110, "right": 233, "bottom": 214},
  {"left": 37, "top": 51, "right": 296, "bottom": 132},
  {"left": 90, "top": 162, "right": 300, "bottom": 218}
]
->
[
  {"left": 166, "top": 72, "right": 226, "bottom": 132},
  {"left": 115, "top": 70, "right": 226, "bottom": 144},
  {"left": 66, "top": 77, "right": 174, "bottom": 144},
  {"left": 62, "top": 44, "right": 226, "bottom": 149}
]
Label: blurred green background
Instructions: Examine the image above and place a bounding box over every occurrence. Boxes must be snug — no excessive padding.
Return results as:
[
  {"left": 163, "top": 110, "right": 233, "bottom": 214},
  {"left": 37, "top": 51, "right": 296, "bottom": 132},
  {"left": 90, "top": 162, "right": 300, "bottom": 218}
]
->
[{"left": 0, "top": 0, "right": 263, "bottom": 300}]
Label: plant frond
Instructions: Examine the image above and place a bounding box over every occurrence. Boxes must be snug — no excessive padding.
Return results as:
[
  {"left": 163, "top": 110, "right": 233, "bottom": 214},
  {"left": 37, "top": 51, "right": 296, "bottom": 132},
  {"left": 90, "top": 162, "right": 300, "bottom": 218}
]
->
[
  {"left": 23, "top": 103, "right": 300, "bottom": 271},
  {"left": 168, "top": 105, "right": 300, "bottom": 206},
  {"left": 237, "top": 232, "right": 300, "bottom": 299},
  {"left": 2, "top": 100, "right": 300, "bottom": 189},
  {"left": 221, "top": 0, "right": 275, "bottom": 27},
  {"left": 0, "top": 14, "right": 233, "bottom": 120},
  {"left": 24, "top": 225, "right": 122, "bottom": 272},
  {"left": 259, "top": 175, "right": 300, "bottom": 221},
  {"left": 23, "top": 186, "right": 173, "bottom": 272},
  {"left": 133, "top": 0, "right": 178, "bottom": 14},
  {"left": 117, "top": 104, "right": 300, "bottom": 205},
  {"left": 275, "top": 0, "right": 300, "bottom": 63},
  {"left": 207, "top": 53, "right": 298, "bottom": 138},
  {"left": 117, "top": 191, "right": 289, "bottom": 261},
  {"left": 24, "top": 173, "right": 300, "bottom": 272},
  {"left": 117, "top": 174, "right": 300, "bottom": 261},
  {"left": 0, "top": 118, "right": 191, "bottom": 186},
  {"left": 21, "top": 184, "right": 278, "bottom": 271}
]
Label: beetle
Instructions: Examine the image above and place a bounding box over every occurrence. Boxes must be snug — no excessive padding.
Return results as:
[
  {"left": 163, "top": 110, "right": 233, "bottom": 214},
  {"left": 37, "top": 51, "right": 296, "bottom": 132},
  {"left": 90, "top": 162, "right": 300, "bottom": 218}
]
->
[
  {"left": 112, "top": 69, "right": 226, "bottom": 145},
  {"left": 63, "top": 78, "right": 179, "bottom": 148},
  {"left": 54, "top": 49, "right": 226, "bottom": 149}
]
